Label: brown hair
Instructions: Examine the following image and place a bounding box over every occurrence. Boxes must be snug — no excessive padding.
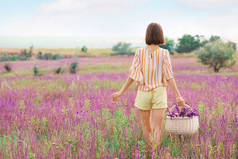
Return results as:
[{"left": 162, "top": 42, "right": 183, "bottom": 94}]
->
[{"left": 145, "top": 22, "right": 165, "bottom": 45}]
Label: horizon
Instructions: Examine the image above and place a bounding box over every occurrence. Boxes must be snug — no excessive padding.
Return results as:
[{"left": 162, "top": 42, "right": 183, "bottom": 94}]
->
[
  {"left": 0, "top": 35, "right": 145, "bottom": 48},
  {"left": 0, "top": 35, "right": 237, "bottom": 49}
]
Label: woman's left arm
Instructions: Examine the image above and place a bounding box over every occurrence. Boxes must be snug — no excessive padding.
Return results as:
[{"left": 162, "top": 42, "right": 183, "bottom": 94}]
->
[{"left": 111, "top": 77, "right": 134, "bottom": 102}]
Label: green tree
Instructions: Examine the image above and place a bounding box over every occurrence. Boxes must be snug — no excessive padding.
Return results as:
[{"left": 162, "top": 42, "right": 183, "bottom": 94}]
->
[
  {"left": 160, "top": 37, "right": 175, "bottom": 54},
  {"left": 196, "top": 40, "right": 236, "bottom": 72},
  {"left": 81, "top": 45, "right": 88, "bottom": 53},
  {"left": 200, "top": 39, "right": 209, "bottom": 47},
  {"left": 195, "top": 35, "right": 221, "bottom": 48},
  {"left": 112, "top": 42, "right": 132, "bottom": 53},
  {"left": 209, "top": 35, "right": 220, "bottom": 42},
  {"left": 176, "top": 34, "right": 201, "bottom": 53},
  {"left": 198, "top": 35, "right": 209, "bottom": 47},
  {"left": 227, "top": 41, "right": 236, "bottom": 51}
]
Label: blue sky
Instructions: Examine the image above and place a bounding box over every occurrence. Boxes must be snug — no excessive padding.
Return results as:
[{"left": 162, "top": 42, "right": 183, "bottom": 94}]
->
[{"left": 0, "top": 0, "right": 237, "bottom": 48}]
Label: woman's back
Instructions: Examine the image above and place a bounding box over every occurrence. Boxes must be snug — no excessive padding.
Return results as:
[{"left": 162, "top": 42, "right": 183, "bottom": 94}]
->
[{"left": 129, "top": 45, "right": 174, "bottom": 91}]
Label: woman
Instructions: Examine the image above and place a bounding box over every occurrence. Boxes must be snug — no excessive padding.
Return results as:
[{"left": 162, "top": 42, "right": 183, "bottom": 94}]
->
[{"left": 111, "top": 22, "right": 185, "bottom": 156}]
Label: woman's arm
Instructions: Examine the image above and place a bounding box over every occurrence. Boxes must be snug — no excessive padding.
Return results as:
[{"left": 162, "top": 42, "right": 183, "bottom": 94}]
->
[
  {"left": 111, "top": 77, "right": 134, "bottom": 102},
  {"left": 163, "top": 50, "right": 185, "bottom": 106},
  {"left": 111, "top": 48, "right": 141, "bottom": 102},
  {"left": 167, "top": 78, "right": 185, "bottom": 106}
]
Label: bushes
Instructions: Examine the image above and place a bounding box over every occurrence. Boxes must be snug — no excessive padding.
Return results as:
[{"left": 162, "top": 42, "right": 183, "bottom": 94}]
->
[
  {"left": 33, "top": 65, "right": 39, "bottom": 76},
  {"left": 109, "top": 52, "right": 134, "bottom": 56},
  {"left": 112, "top": 42, "right": 133, "bottom": 54},
  {"left": 176, "top": 34, "right": 201, "bottom": 53},
  {"left": 0, "top": 53, "right": 27, "bottom": 62},
  {"left": 0, "top": 54, "right": 19, "bottom": 61},
  {"left": 0, "top": 54, "right": 9, "bottom": 61},
  {"left": 4, "top": 63, "right": 12, "bottom": 72},
  {"left": 160, "top": 37, "right": 175, "bottom": 54},
  {"left": 36, "top": 52, "right": 43, "bottom": 59},
  {"left": 196, "top": 39, "right": 236, "bottom": 72},
  {"left": 51, "top": 54, "right": 62, "bottom": 60},
  {"left": 36, "top": 52, "right": 62, "bottom": 60},
  {"left": 19, "top": 48, "right": 33, "bottom": 60},
  {"left": 8, "top": 55, "right": 18, "bottom": 61},
  {"left": 56, "top": 63, "right": 78, "bottom": 74},
  {"left": 37, "top": 52, "right": 52, "bottom": 60},
  {"left": 0, "top": 47, "right": 33, "bottom": 61},
  {"left": 1, "top": 51, "right": 63, "bottom": 61},
  {"left": 43, "top": 53, "right": 52, "bottom": 60},
  {"left": 33, "top": 62, "right": 78, "bottom": 75},
  {"left": 55, "top": 67, "right": 62, "bottom": 74},
  {"left": 81, "top": 46, "right": 88, "bottom": 53},
  {"left": 69, "top": 62, "right": 78, "bottom": 74}
]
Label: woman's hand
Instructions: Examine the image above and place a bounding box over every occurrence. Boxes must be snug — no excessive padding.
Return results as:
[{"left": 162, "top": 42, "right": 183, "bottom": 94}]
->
[
  {"left": 111, "top": 91, "right": 122, "bottom": 102},
  {"left": 167, "top": 78, "right": 185, "bottom": 107},
  {"left": 176, "top": 96, "right": 185, "bottom": 107},
  {"left": 111, "top": 77, "right": 134, "bottom": 102}
]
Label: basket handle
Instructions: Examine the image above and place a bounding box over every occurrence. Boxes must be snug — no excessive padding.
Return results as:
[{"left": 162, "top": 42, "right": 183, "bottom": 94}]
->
[
  {"left": 183, "top": 103, "right": 192, "bottom": 109},
  {"left": 167, "top": 103, "right": 192, "bottom": 113},
  {"left": 167, "top": 104, "right": 178, "bottom": 113}
]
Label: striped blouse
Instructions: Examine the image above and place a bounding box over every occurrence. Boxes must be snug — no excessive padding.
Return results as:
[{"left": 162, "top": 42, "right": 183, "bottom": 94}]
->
[{"left": 129, "top": 46, "right": 174, "bottom": 91}]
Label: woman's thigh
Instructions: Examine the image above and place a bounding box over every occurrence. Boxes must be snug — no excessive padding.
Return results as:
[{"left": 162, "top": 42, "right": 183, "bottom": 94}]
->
[
  {"left": 138, "top": 109, "right": 151, "bottom": 131},
  {"left": 151, "top": 108, "right": 166, "bottom": 130}
]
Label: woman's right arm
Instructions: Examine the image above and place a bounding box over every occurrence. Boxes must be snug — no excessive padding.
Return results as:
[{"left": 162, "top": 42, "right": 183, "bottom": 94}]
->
[
  {"left": 163, "top": 50, "right": 185, "bottom": 106},
  {"left": 167, "top": 78, "right": 185, "bottom": 106}
]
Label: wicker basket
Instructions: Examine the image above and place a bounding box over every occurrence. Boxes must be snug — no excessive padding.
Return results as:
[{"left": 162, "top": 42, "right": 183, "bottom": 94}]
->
[
  {"left": 165, "top": 116, "right": 199, "bottom": 135},
  {"left": 165, "top": 104, "right": 199, "bottom": 135}
]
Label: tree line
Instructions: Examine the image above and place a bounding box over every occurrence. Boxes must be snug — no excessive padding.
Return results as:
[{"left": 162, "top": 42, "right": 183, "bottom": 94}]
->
[
  {"left": 112, "top": 34, "right": 237, "bottom": 72},
  {"left": 161, "top": 35, "right": 236, "bottom": 54}
]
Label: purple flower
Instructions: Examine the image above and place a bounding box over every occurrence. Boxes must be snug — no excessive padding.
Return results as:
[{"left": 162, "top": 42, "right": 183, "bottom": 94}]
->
[{"left": 167, "top": 103, "right": 199, "bottom": 118}]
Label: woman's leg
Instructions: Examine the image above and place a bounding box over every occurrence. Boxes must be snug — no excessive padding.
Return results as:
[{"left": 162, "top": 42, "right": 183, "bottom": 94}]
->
[
  {"left": 151, "top": 108, "right": 166, "bottom": 150},
  {"left": 138, "top": 109, "right": 152, "bottom": 153}
]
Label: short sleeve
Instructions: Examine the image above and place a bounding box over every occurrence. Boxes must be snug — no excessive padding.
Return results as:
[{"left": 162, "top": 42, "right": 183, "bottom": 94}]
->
[
  {"left": 129, "top": 48, "right": 143, "bottom": 82},
  {"left": 163, "top": 50, "right": 174, "bottom": 80}
]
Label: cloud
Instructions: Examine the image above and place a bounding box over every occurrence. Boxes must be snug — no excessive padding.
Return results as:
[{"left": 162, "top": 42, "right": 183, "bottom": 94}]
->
[
  {"left": 39, "top": 0, "right": 145, "bottom": 15},
  {"left": 1, "top": 0, "right": 238, "bottom": 46},
  {"left": 1, "top": 0, "right": 147, "bottom": 36},
  {"left": 195, "top": 10, "right": 238, "bottom": 42},
  {"left": 177, "top": 0, "right": 238, "bottom": 9}
]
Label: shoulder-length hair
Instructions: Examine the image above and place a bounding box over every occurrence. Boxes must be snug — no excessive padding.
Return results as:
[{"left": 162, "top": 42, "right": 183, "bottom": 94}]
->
[{"left": 145, "top": 22, "right": 165, "bottom": 45}]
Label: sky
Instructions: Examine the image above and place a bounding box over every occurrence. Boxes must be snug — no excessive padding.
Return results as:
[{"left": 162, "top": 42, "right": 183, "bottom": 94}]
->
[{"left": 0, "top": 0, "right": 237, "bottom": 48}]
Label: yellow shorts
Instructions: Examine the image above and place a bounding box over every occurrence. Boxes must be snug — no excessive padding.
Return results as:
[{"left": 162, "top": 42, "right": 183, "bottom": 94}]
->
[{"left": 134, "top": 86, "right": 168, "bottom": 110}]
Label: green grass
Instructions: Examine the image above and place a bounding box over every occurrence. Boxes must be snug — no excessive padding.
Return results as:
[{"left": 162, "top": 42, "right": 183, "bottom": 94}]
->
[
  {"left": 78, "top": 62, "right": 130, "bottom": 74},
  {"left": 172, "top": 52, "right": 197, "bottom": 58},
  {"left": 0, "top": 47, "right": 137, "bottom": 57},
  {"left": 34, "top": 48, "right": 115, "bottom": 56}
]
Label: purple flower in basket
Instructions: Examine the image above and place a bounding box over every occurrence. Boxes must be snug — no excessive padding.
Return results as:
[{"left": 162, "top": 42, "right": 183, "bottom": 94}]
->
[{"left": 167, "top": 103, "right": 199, "bottom": 118}]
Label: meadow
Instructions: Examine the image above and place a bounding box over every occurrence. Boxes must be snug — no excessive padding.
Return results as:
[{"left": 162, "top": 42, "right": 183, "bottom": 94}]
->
[
  {"left": 0, "top": 54, "right": 237, "bottom": 158},
  {"left": 0, "top": 48, "right": 128, "bottom": 57}
]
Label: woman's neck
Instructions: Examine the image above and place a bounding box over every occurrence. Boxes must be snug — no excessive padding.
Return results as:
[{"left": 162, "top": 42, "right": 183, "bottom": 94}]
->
[
  {"left": 147, "top": 44, "right": 158, "bottom": 47},
  {"left": 146, "top": 44, "right": 159, "bottom": 51}
]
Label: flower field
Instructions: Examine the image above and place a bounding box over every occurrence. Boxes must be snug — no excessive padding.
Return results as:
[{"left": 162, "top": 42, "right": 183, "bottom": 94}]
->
[{"left": 0, "top": 56, "right": 237, "bottom": 159}]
